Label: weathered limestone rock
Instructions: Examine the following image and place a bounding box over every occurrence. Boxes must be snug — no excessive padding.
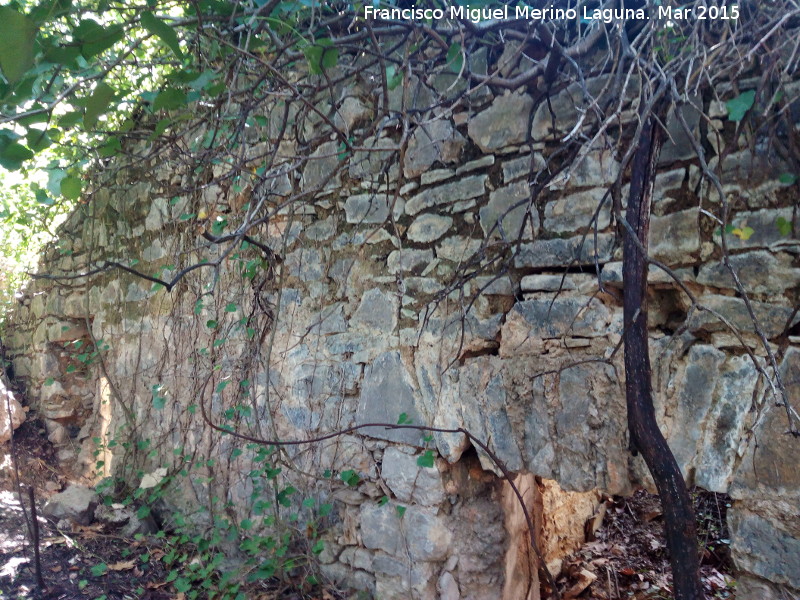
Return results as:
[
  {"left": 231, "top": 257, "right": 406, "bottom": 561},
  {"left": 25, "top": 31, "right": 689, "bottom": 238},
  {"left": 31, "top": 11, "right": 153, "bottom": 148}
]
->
[
  {"left": 649, "top": 208, "right": 700, "bottom": 265},
  {"left": 334, "top": 96, "right": 371, "bottom": 131},
  {"left": 503, "top": 298, "right": 611, "bottom": 340},
  {"left": 407, "top": 214, "right": 453, "bottom": 243},
  {"left": 344, "top": 192, "right": 403, "bottom": 224},
  {"left": 405, "top": 175, "right": 487, "bottom": 216},
  {"left": 480, "top": 181, "right": 538, "bottom": 239},
  {"left": 436, "top": 236, "right": 482, "bottom": 263},
  {"left": 520, "top": 274, "right": 576, "bottom": 293},
  {"left": 387, "top": 248, "right": 433, "bottom": 273},
  {"left": 729, "top": 511, "right": 800, "bottom": 590},
  {"left": 437, "top": 571, "right": 460, "bottom": 600},
  {"left": 530, "top": 75, "right": 631, "bottom": 140},
  {"left": 0, "top": 383, "right": 25, "bottom": 443},
  {"left": 689, "top": 294, "right": 797, "bottom": 339},
  {"left": 502, "top": 153, "right": 546, "bottom": 183},
  {"left": 352, "top": 288, "right": 398, "bottom": 332},
  {"left": 403, "top": 119, "right": 465, "bottom": 178},
  {"left": 544, "top": 188, "right": 610, "bottom": 233},
  {"left": 302, "top": 141, "right": 341, "bottom": 190},
  {"left": 514, "top": 234, "right": 615, "bottom": 269},
  {"left": 359, "top": 502, "right": 451, "bottom": 561},
  {"left": 468, "top": 92, "right": 534, "bottom": 152},
  {"left": 659, "top": 97, "right": 702, "bottom": 163},
  {"left": 42, "top": 485, "right": 98, "bottom": 525},
  {"left": 697, "top": 251, "right": 800, "bottom": 294},
  {"left": 557, "top": 147, "right": 620, "bottom": 188},
  {"left": 356, "top": 352, "right": 424, "bottom": 445},
  {"left": 349, "top": 136, "right": 396, "bottom": 180},
  {"left": 714, "top": 207, "right": 798, "bottom": 251},
  {"left": 381, "top": 447, "right": 442, "bottom": 506}
]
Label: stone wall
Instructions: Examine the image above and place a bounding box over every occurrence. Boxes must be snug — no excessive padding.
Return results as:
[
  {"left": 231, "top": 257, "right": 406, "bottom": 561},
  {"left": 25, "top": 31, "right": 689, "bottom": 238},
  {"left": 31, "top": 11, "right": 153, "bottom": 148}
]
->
[{"left": 3, "top": 64, "right": 800, "bottom": 599}]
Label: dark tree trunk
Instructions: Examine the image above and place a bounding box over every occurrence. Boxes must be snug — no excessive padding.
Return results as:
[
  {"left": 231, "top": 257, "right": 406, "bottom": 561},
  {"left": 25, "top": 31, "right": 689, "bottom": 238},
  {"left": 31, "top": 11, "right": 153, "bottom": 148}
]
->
[{"left": 622, "top": 115, "right": 703, "bottom": 600}]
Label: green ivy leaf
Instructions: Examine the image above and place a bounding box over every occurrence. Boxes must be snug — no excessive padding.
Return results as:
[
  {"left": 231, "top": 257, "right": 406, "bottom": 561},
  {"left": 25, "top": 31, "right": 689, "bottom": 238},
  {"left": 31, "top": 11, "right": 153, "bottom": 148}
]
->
[
  {"left": 416, "top": 450, "right": 435, "bottom": 469},
  {"left": 311, "top": 539, "right": 325, "bottom": 554},
  {"left": 90, "top": 562, "right": 108, "bottom": 576},
  {"left": 776, "top": 216, "right": 792, "bottom": 236},
  {"left": 224, "top": 302, "right": 237, "bottom": 312},
  {"left": 74, "top": 19, "right": 124, "bottom": 58},
  {"left": 446, "top": 42, "right": 464, "bottom": 74},
  {"left": 61, "top": 176, "right": 82, "bottom": 200},
  {"left": 0, "top": 7, "right": 38, "bottom": 84},
  {"left": 153, "top": 88, "right": 188, "bottom": 111},
  {"left": 726, "top": 90, "right": 756, "bottom": 122},
  {"left": 395, "top": 505, "right": 406, "bottom": 518},
  {"left": 0, "top": 140, "right": 34, "bottom": 170},
  {"left": 339, "top": 469, "right": 360, "bottom": 487},
  {"left": 386, "top": 64, "right": 403, "bottom": 91},
  {"left": 778, "top": 173, "right": 797, "bottom": 185},
  {"left": 136, "top": 505, "right": 151, "bottom": 519},
  {"left": 140, "top": 11, "right": 183, "bottom": 59},
  {"left": 303, "top": 38, "right": 338, "bottom": 75},
  {"left": 84, "top": 81, "right": 116, "bottom": 130}
]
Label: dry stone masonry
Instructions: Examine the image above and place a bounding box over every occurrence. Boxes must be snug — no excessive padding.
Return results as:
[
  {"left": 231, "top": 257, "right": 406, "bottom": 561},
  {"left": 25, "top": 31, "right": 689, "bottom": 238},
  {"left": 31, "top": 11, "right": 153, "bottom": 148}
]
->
[{"left": 3, "top": 62, "right": 800, "bottom": 600}]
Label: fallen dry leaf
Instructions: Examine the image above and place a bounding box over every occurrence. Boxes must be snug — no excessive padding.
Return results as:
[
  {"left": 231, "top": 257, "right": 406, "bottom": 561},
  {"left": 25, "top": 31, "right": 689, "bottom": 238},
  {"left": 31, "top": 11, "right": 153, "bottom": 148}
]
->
[{"left": 108, "top": 559, "right": 136, "bottom": 571}]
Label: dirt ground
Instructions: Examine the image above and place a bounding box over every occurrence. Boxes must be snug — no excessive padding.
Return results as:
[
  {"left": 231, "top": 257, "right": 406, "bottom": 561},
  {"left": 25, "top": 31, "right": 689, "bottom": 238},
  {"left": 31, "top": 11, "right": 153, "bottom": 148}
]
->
[{"left": 1, "top": 415, "right": 735, "bottom": 600}]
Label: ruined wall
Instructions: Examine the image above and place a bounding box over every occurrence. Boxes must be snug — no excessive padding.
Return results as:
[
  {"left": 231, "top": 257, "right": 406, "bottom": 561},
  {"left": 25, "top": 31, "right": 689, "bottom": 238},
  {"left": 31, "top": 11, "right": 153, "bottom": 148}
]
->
[{"left": 4, "top": 65, "right": 800, "bottom": 599}]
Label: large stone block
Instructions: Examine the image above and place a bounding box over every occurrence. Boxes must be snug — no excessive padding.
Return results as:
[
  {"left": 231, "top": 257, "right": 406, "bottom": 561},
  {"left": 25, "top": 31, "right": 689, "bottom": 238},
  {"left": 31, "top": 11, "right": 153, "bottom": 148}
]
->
[
  {"left": 344, "top": 192, "right": 403, "bottom": 224},
  {"left": 405, "top": 175, "right": 487, "bottom": 216},
  {"left": 480, "top": 181, "right": 538, "bottom": 239},
  {"left": 468, "top": 92, "right": 534, "bottom": 152},
  {"left": 514, "top": 234, "right": 615, "bottom": 269},
  {"left": 689, "top": 294, "right": 798, "bottom": 339},
  {"left": 648, "top": 208, "right": 700, "bottom": 265},
  {"left": 42, "top": 485, "right": 99, "bottom": 525},
  {"left": 351, "top": 288, "right": 398, "bottom": 332},
  {"left": 503, "top": 297, "right": 611, "bottom": 340},
  {"left": 713, "top": 207, "right": 798, "bottom": 251},
  {"left": 387, "top": 248, "right": 433, "bottom": 274},
  {"left": 697, "top": 251, "right": 800, "bottom": 295},
  {"left": 301, "top": 141, "right": 341, "bottom": 191},
  {"left": 0, "top": 383, "right": 25, "bottom": 444},
  {"left": 359, "top": 502, "right": 451, "bottom": 561},
  {"left": 356, "top": 352, "right": 424, "bottom": 445},
  {"left": 544, "top": 188, "right": 610, "bottom": 233},
  {"left": 349, "top": 136, "right": 397, "bottom": 180},
  {"left": 729, "top": 509, "right": 800, "bottom": 589},
  {"left": 403, "top": 119, "right": 465, "bottom": 178},
  {"left": 407, "top": 214, "right": 453, "bottom": 243},
  {"left": 732, "top": 348, "right": 800, "bottom": 493}
]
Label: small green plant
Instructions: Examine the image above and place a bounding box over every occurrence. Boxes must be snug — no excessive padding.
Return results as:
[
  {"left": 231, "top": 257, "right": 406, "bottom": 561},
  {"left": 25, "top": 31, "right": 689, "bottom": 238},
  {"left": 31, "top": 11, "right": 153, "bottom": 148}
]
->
[{"left": 95, "top": 440, "right": 338, "bottom": 599}]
